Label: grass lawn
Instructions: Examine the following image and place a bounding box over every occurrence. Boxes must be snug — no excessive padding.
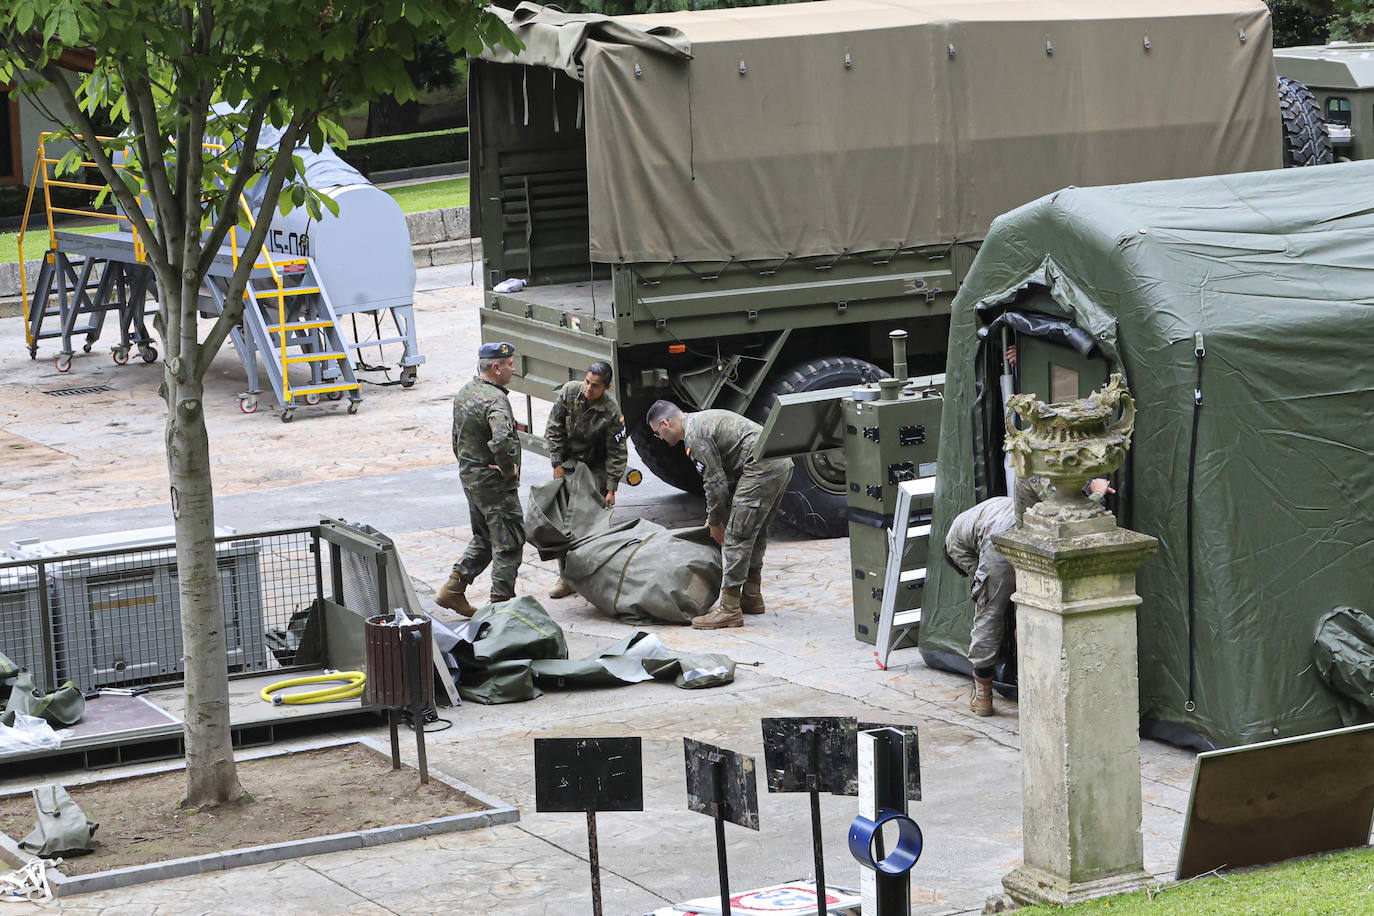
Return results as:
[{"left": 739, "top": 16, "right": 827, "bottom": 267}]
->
[
  {"left": 1018, "top": 846, "right": 1374, "bottom": 915},
  {"left": 382, "top": 176, "right": 468, "bottom": 212},
  {"left": 0, "top": 177, "right": 469, "bottom": 264}
]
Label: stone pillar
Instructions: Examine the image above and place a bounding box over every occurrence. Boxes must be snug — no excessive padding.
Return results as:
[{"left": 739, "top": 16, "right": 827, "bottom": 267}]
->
[{"left": 994, "top": 521, "right": 1158, "bottom": 906}]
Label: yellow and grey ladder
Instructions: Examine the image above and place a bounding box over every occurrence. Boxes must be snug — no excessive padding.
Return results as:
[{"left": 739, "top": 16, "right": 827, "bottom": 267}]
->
[
  {"left": 873, "top": 475, "right": 937, "bottom": 670},
  {"left": 207, "top": 253, "right": 361, "bottom": 421}
]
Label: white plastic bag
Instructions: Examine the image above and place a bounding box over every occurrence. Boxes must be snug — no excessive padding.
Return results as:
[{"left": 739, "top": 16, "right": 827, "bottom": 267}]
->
[
  {"left": 0, "top": 713, "right": 62, "bottom": 754},
  {"left": 493, "top": 277, "right": 526, "bottom": 293}
]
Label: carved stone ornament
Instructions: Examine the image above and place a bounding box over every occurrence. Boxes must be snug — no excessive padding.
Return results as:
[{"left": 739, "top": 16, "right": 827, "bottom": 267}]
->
[{"left": 1004, "top": 373, "right": 1135, "bottom": 535}]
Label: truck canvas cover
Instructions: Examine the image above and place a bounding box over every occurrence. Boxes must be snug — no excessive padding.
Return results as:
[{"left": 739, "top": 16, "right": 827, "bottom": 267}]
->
[
  {"left": 922, "top": 161, "right": 1374, "bottom": 748},
  {"left": 480, "top": 0, "right": 1279, "bottom": 264}
]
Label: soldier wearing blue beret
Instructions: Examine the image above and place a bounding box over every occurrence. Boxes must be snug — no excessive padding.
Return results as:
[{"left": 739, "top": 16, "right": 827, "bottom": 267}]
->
[{"left": 436, "top": 342, "right": 524, "bottom": 614}]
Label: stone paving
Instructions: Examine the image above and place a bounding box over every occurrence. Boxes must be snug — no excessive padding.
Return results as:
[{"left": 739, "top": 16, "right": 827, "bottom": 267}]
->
[{"left": 0, "top": 266, "right": 1198, "bottom": 915}]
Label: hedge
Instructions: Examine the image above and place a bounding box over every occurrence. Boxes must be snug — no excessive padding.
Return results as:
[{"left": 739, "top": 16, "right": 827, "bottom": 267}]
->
[{"left": 336, "top": 127, "right": 468, "bottom": 176}]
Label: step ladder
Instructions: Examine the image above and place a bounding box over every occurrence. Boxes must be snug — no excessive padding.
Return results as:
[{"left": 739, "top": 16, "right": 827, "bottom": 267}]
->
[
  {"left": 873, "top": 475, "right": 937, "bottom": 670},
  {"left": 25, "top": 252, "right": 157, "bottom": 372},
  {"left": 204, "top": 255, "right": 360, "bottom": 421}
]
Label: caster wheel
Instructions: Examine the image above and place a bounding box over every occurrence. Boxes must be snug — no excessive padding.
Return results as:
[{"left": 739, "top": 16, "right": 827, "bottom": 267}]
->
[
  {"left": 82, "top": 343, "right": 93, "bottom": 353},
  {"left": 112, "top": 347, "right": 129, "bottom": 366},
  {"left": 347, "top": 402, "right": 359, "bottom": 415},
  {"left": 400, "top": 366, "right": 418, "bottom": 388},
  {"left": 327, "top": 390, "right": 344, "bottom": 401},
  {"left": 280, "top": 409, "right": 294, "bottom": 423},
  {"left": 304, "top": 392, "right": 322, "bottom": 406},
  {"left": 139, "top": 345, "right": 158, "bottom": 364},
  {"left": 29, "top": 348, "right": 37, "bottom": 361},
  {"left": 55, "top": 354, "right": 72, "bottom": 373},
  {"left": 239, "top": 397, "right": 259, "bottom": 415}
]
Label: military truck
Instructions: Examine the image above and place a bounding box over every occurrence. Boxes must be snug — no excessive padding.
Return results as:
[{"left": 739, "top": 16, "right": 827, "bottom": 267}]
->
[
  {"left": 470, "top": 0, "right": 1290, "bottom": 537},
  {"left": 1275, "top": 42, "right": 1374, "bottom": 161}
]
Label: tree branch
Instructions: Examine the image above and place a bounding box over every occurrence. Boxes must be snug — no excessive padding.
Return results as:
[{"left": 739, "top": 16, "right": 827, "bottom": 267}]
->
[
  {"left": 195, "top": 117, "right": 303, "bottom": 381},
  {"left": 195, "top": 94, "right": 274, "bottom": 277}
]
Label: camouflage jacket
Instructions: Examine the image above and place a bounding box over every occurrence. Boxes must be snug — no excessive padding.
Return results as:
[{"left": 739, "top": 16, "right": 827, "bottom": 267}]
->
[
  {"left": 944, "top": 497, "right": 1017, "bottom": 574},
  {"left": 544, "top": 380, "right": 628, "bottom": 491},
  {"left": 452, "top": 377, "right": 520, "bottom": 490},
  {"left": 682, "top": 409, "right": 789, "bottom": 527}
]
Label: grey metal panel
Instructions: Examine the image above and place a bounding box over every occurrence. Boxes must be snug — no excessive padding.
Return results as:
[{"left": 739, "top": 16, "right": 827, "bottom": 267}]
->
[
  {"left": 0, "top": 566, "right": 53, "bottom": 692},
  {"left": 754, "top": 385, "right": 855, "bottom": 461}
]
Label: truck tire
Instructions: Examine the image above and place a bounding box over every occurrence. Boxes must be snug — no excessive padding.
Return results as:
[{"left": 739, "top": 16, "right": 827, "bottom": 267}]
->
[
  {"left": 749, "top": 356, "right": 885, "bottom": 538},
  {"left": 629, "top": 417, "right": 705, "bottom": 495},
  {"left": 1278, "top": 76, "right": 1333, "bottom": 168}
]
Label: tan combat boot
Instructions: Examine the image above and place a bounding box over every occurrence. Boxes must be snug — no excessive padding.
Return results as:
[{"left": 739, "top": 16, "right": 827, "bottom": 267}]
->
[
  {"left": 692, "top": 586, "right": 745, "bottom": 629},
  {"left": 971, "top": 676, "right": 995, "bottom": 717},
  {"left": 549, "top": 577, "right": 575, "bottom": 599},
  {"left": 435, "top": 572, "right": 476, "bottom": 617},
  {"left": 741, "top": 569, "right": 766, "bottom": 615}
]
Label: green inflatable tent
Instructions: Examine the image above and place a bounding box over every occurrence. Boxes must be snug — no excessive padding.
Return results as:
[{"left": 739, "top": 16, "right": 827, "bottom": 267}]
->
[{"left": 921, "top": 162, "right": 1374, "bottom": 749}]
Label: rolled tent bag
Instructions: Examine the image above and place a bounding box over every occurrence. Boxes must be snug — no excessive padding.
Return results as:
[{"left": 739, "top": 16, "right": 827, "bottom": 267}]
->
[
  {"left": 561, "top": 520, "right": 722, "bottom": 625},
  {"left": 527, "top": 465, "right": 722, "bottom": 624}
]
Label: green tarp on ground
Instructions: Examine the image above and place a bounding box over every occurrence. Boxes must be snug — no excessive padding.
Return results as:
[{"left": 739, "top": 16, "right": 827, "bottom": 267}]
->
[{"left": 922, "top": 161, "right": 1374, "bottom": 748}]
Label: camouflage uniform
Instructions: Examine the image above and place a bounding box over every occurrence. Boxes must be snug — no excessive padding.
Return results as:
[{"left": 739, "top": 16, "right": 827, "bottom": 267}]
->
[
  {"left": 544, "top": 380, "right": 628, "bottom": 496},
  {"left": 944, "top": 497, "right": 1018, "bottom": 671},
  {"left": 682, "top": 410, "right": 793, "bottom": 588},
  {"left": 947, "top": 480, "right": 1107, "bottom": 669},
  {"left": 451, "top": 376, "right": 524, "bottom": 599}
]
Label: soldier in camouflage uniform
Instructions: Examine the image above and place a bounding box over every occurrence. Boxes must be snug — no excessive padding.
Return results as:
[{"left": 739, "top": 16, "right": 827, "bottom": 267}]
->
[
  {"left": 545, "top": 361, "right": 628, "bottom": 598},
  {"left": 646, "top": 401, "right": 792, "bottom": 629},
  {"left": 943, "top": 476, "right": 1111, "bottom": 716},
  {"left": 436, "top": 341, "right": 524, "bottom": 615}
]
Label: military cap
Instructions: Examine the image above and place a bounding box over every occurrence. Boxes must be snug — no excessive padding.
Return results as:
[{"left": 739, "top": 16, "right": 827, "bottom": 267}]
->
[{"left": 479, "top": 341, "right": 515, "bottom": 359}]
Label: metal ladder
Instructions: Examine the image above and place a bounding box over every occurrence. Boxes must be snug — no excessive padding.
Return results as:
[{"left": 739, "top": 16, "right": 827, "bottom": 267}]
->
[
  {"left": 26, "top": 253, "right": 158, "bottom": 372},
  {"left": 204, "top": 254, "right": 360, "bottom": 421},
  {"left": 873, "top": 475, "right": 937, "bottom": 670}
]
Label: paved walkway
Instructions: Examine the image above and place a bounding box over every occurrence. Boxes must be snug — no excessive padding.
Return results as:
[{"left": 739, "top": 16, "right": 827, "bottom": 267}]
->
[{"left": 0, "top": 268, "right": 1197, "bottom": 915}]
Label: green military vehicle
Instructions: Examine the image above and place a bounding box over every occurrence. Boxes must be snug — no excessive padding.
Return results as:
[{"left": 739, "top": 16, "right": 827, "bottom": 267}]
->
[
  {"left": 1275, "top": 42, "right": 1374, "bottom": 161},
  {"left": 471, "top": 0, "right": 1290, "bottom": 536}
]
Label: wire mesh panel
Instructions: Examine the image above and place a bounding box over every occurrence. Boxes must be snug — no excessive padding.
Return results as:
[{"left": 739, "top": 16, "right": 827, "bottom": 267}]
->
[
  {"left": 0, "top": 560, "right": 54, "bottom": 692},
  {"left": 3, "top": 528, "right": 322, "bottom": 693}
]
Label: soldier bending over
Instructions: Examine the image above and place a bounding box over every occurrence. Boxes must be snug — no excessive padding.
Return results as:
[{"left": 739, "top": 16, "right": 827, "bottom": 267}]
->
[{"left": 646, "top": 402, "right": 792, "bottom": 629}]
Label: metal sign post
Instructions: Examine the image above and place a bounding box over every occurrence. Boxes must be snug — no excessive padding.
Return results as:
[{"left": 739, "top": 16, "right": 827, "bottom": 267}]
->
[
  {"left": 534, "top": 737, "right": 644, "bottom": 916},
  {"left": 762, "top": 717, "right": 860, "bottom": 906},
  {"left": 685, "top": 738, "right": 761, "bottom": 916}
]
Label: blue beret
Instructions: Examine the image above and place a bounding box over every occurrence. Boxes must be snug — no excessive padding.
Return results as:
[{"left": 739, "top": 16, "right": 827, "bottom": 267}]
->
[{"left": 479, "top": 341, "right": 515, "bottom": 359}]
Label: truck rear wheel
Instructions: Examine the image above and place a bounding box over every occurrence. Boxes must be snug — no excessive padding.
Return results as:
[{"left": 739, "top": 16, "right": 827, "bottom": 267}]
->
[
  {"left": 1278, "top": 76, "right": 1333, "bottom": 168},
  {"left": 629, "top": 417, "right": 705, "bottom": 495},
  {"left": 750, "top": 356, "right": 885, "bottom": 538}
]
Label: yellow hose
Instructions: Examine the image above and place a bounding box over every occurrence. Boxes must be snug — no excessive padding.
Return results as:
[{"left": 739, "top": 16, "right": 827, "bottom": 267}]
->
[{"left": 260, "top": 671, "right": 366, "bottom": 705}]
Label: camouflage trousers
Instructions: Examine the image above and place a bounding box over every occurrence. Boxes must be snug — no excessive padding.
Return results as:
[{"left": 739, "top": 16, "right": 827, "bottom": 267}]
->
[
  {"left": 967, "top": 542, "right": 1016, "bottom": 671},
  {"left": 721, "top": 461, "right": 793, "bottom": 588},
  {"left": 453, "top": 484, "right": 525, "bottom": 599}
]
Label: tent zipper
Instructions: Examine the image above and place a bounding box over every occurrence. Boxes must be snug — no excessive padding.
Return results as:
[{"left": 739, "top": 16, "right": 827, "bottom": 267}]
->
[{"left": 1184, "top": 331, "right": 1205, "bottom": 713}]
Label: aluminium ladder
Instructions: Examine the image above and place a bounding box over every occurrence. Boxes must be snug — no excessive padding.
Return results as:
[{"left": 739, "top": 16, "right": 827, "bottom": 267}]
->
[{"left": 873, "top": 475, "right": 937, "bottom": 670}]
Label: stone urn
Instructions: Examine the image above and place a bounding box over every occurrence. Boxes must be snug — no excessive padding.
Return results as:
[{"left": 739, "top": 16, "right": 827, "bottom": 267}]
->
[{"left": 1004, "top": 373, "right": 1135, "bottom": 536}]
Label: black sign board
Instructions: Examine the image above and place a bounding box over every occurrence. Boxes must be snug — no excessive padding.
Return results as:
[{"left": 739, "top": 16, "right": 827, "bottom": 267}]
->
[
  {"left": 685, "top": 738, "right": 761, "bottom": 830},
  {"left": 534, "top": 737, "right": 644, "bottom": 813},
  {"left": 858, "top": 720, "right": 921, "bottom": 802},
  {"left": 761, "top": 716, "right": 859, "bottom": 795}
]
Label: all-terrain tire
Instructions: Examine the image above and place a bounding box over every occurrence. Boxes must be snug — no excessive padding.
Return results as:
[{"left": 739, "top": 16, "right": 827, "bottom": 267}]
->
[
  {"left": 629, "top": 414, "right": 704, "bottom": 494},
  {"left": 1278, "top": 75, "right": 1334, "bottom": 168},
  {"left": 748, "top": 356, "right": 885, "bottom": 538}
]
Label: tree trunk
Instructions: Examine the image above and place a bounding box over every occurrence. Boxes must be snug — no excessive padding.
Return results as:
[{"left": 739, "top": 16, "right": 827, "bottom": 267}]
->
[{"left": 167, "top": 367, "right": 244, "bottom": 808}]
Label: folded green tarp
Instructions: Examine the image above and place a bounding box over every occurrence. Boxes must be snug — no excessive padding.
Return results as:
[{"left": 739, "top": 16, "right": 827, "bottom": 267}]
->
[
  {"left": 453, "top": 597, "right": 736, "bottom": 704},
  {"left": 527, "top": 466, "right": 722, "bottom": 624},
  {"left": 923, "top": 161, "right": 1374, "bottom": 748},
  {"left": 1314, "top": 608, "right": 1374, "bottom": 726},
  {"left": 0, "top": 652, "right": 84, "bottom": 729}
]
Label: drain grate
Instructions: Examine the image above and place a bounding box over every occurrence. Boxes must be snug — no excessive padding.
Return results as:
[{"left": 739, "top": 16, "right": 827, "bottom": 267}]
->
[{"left": 45, "top": 385, "right": 113, "bottom": 397}]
